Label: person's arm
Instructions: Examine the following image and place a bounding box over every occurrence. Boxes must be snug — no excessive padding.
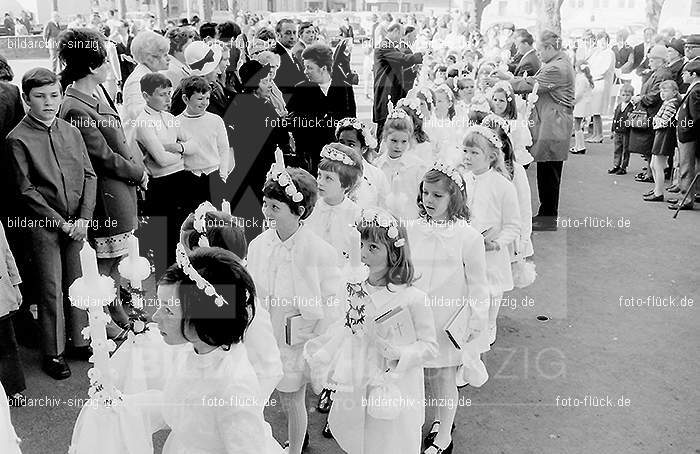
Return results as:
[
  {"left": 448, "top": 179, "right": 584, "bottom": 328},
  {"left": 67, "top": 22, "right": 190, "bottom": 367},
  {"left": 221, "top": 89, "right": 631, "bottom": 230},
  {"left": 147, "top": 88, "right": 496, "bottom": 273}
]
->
[
  {"left": 380, "top": 46, "right": 423, "bottom": 68},
  {"left": 75, "top": 128, "right": 97, "bottom": 221},
  {"left": 638, "top": 76, "right": 662, "bottom": 108},
  {"left": 619, "top": 50, "right": 635, "bottom": 74},
  {"left": 387, "top": 289, "right": 439, "bottom": 374},
  {"left": 7, "top": 138, "right": 67, "bottom": 230},
  {"left": 462, "top": 228, "right": 490, "bottom": 337},
  {"left": 11, "top": 85, "right": 24, "bottom": 128},
  {"left": 0, "top": 222, "right": 21, "bottom": 288},
  {"left": 122, "top": 74, "right": 146, "bottom": 123},
  {"left": 512, "top": 164, "right": 532, "bottom": 255},
  {"left": 216, "top": 118, "right": 233, "bottom": 179},
  {"left": 509, "top": 63, "right": 560, "bottom": 94},
  {"left": 493, "top": 181, "right": 521, "bottom": 250},
  {"left": 136, "top": 119, "right": 183, "bottom": 167}
]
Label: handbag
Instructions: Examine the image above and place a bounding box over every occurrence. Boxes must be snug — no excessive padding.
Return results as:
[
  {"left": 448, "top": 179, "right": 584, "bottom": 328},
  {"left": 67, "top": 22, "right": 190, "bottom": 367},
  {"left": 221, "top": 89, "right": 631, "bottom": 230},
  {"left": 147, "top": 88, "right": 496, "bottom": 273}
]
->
[{"left": 627, "top": 104, "right": 651, "bottom": 130}]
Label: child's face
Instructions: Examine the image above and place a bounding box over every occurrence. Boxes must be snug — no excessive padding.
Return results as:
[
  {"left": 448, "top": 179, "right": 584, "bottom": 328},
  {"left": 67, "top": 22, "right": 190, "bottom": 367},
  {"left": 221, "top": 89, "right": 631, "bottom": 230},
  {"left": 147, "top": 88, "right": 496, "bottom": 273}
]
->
[
  {"left": 434, "top": 91, "right": 450, "bottom": 114},
  {"left": 491, "top": 91, "right": 508, "bottom": 116},
  {"left": 619, "top": 88, "right": 633, "bottom": 103},
  {"left": 459, "top": 80, "right": 475, "bottom": 100},
  {"left": 256, "top": 75, "right": 273, "bottom": 98},
  {"left": 262, "top": 196, "right": 300, "bottom": 233},
  {"left": 24, "top": 82, "right": 62, "bottom": 122},
  {"left": 386, "top": 130, "right": 411, "bottom": 159},
  {"left": 317, "top": 169, "right": 345, "bottom": 203},
  {"left": 659, "top": 85, "right": 677, "bottom": 101},
  {"left": 360, "top": 237, "right": 389, "bottom": 275},
  {"left": 418, "top": 98, "right": 430, "bottom": 119},
  {"left": 144, "top": 86, "right": 172, "bottom": 111},
  {"left": 421, "top": 179, "right": 451, "bottom": 221},
  {"left": 183, "top": 90, "right": 210, "bottom": 115},
  {"left": 338, "top": 129, "right": 362, "bottom": 154},
  {"left": 153, "top": 284, "right": 188, "bottom": 345},
  {"left": 463, "top": 146, "right": 490, "bottom": 174}
]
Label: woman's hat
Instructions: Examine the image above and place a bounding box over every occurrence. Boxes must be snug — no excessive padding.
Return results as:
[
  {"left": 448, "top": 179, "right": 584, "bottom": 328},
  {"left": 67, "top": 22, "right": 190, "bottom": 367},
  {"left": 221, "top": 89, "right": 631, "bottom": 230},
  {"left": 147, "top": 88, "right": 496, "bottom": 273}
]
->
[
  {"left": 647, "top": 44, "right": 668, "bottom": 60},
  {"left": 667, "top": 38, "right": 685, "bottom": 57},
  {"left": 185, "top": 41, "right": 222, "bottom": 76},
  {"left": 239, "top": 60, "right": 271, "bottom": 90},
  {"left": 683, "top": 60, "right": 700, "bottom": 75}
]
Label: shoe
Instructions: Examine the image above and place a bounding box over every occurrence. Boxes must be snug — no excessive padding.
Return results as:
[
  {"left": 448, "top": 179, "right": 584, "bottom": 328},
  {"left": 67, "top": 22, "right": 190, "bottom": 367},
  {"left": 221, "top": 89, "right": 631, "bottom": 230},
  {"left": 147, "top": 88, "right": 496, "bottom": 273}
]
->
[
  {"left": 608, "top": 166, "right": 620, "bottom": 174},
  {"left": 642, "top": 193, "right": 664, "bottom": 202},
  {"left": 424, "top": 442, "right": 454, "bottom": 454},
  {"left": 8, "top": 392, "right": 27, "bottom": 407},
  {"left": 424, "top": 421, "right": 440, "bottom": 447},
  {"left": 666, "top": 185, "right": 680, "bottom": 193},
  {"left": 569, "top": 147, "right": 586, "bottom": 154},
  {"left": 668, "top": 202, "right": 694, "bottom": 211},
  {"left": 635, "top": 176, "right": 654, "bottom": 183},
  {"left": 696, "top": 194, "right": 700, "bottom": 203},
  {"left": 283, "top": 432, "right": 309, "bottom": 451},
  {"left": 667, "top": 198, "right": 680, "bottom": 204},
  {"left": 532, "top": 219, "right": 557, "bottom": 231},
  {"left": 317, "top": 388, "right": 334, "bottom": 413},
  {"left": 585, "top": 137, "right": 603, "bottom": 143},
  {"left": 322, "top": 421, "right": 333, "bottom": 439},
  {"left": 642, "top": 189, "right": 655, "bottom": 197},
  {"left": 42, "top": 355, "right": 71, "bottom": 380},
  {"left": 664, "top": 168, "right": 672, "bottom": 180},
  {"left": 615, "top": 168, "right": 627, "bottom": 175},
  {"left": 65, "top": 345, "right": 93, "bottom": 361}
]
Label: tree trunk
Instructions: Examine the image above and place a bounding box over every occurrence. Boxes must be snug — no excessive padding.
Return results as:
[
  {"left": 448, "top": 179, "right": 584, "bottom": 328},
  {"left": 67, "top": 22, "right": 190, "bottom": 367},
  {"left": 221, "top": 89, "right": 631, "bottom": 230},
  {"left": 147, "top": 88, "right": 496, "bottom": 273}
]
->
[
  {"left": 471, "top": 0, "right": 492, "bottom": 32},
  {"left": 200, "top": 0, "right": 213, "bottom": 22},
  {"left": 534, "top": 0, "right": 564, "bottom": 37},
  {"left": 117, "top": 0, "right": 126, "bottom": 20},
  {"left": 645, "top": 0, "right": 665, "bottom": 32}
]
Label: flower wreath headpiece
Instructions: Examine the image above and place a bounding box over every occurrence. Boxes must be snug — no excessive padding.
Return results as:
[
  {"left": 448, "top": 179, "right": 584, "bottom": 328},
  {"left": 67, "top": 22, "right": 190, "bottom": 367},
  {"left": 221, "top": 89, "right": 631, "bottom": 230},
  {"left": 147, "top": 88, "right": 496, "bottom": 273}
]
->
[
  {"left": 335, "top": 117, "right": 378, "bottom": 149},
  {"left": 433, "top": 83, "right": 454, "bottom": 101},
  {"left": 432, "top": 160, "right": 465, "bottom": 189},
  {"left": 175, "top": 243, "right": 229, "bottom": 307},
  {"left": 386, "top": 96, "right": 410, "bottom": 121},
  {"left": 191, "top": 201, "right": 218, "bottom": 248},
  {"left": 266, "top": 155, "right": 303, "bottom": 203},
  {"left": 357, "top": 209, "right": 405, "bottom": 248},
  {"left": 321, "top": 144, "right": 356, "bottom": 166},
  {"left": 481, "top": 113, "right": 511, "bottom": 134},
  {"left": 396, "top": 97, "right": 424, "bottom": 119},
  {"left": 417, "top": 86, "right": 434, "bottom": 105},
  {"left": 465, "top": 125, "right": 503, "bottom": 150},
  {"left": 493, "top": 80, "right": 513, "bottom": 102}
]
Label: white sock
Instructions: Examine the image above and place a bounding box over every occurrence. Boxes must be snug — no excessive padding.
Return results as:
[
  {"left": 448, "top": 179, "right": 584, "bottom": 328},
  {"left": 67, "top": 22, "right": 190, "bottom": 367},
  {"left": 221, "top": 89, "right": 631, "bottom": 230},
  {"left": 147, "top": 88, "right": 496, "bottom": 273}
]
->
[{"left": 280, "top": 387, "right": 308, "bottom": 454}]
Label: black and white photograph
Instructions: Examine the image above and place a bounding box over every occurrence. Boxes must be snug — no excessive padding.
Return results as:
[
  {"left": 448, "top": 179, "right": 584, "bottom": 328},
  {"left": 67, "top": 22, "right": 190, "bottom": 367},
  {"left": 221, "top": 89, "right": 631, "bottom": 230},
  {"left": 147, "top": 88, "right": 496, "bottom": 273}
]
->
[{"left": 0, "top": 0, "right": 698, "bottom": 453}]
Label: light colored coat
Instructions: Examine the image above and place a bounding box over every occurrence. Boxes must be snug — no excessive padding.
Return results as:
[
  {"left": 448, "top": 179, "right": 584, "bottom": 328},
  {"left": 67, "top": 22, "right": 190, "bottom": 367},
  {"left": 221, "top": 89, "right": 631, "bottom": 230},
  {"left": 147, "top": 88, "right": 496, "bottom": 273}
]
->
[{"left": 0, "top": 222, "right": 21, "bottom": 319}]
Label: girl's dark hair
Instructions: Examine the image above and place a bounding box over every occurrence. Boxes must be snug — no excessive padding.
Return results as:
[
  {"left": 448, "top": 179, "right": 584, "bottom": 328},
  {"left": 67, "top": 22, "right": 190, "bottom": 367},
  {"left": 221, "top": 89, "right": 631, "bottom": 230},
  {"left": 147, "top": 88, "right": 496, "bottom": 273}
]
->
[
  {"left": 417, "top": 170, "right": 469, "bottom": 221},
  {"left": 336, "top": 124, "right": 367, "bottom": 149},
  {"left": 262, "top": 167, "right": 318, "bottom": 220},
  {"left": 400, "top": 105, "right": 430, "bottom": 143},
  {"left": 159, "top": 247, "right": 256, "bottom": 348},
  {"left": 318, "top": 145, "right": 364, "bottom": 192},
  {"left": 58, "top": 28, "right": 108, "bottom": 90},
  {"left": 357, "top": 218, "right": 415, "bottom": 289},
  {"left": 491, "top": 87, "right": 517, "bottom": 120},
  {"left": 481, "top": 118, "right": 515, "bottom": 180},
  {"left": 0, "top": 54, "right": 14, "bottom": 81}
]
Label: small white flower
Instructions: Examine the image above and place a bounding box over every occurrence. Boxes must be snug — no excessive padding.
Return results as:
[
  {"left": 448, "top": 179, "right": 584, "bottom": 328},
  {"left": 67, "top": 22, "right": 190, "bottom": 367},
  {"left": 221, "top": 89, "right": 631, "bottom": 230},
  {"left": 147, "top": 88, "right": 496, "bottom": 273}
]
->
[
  {"left": 278, "top": 173, "right": 291, "bottom": 186},
  {"left": 285, "top": 185, "right": 295, "bottom": 196},
  {"left": 387, "top": 226, "right": 399, "bottom": 239},
  {"left": 292, "top": 192, "right": 303, "bottom": 203},
  {"left": 204, "top": 286, "right": 215, "bottom": 296}
]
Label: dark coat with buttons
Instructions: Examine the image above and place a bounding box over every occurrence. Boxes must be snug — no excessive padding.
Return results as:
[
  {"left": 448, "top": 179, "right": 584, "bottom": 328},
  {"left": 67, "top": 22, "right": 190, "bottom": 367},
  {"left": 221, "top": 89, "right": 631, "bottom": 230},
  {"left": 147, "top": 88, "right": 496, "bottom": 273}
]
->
[{"left": 58, "top": 86, "right": 145, "bottom": 237}]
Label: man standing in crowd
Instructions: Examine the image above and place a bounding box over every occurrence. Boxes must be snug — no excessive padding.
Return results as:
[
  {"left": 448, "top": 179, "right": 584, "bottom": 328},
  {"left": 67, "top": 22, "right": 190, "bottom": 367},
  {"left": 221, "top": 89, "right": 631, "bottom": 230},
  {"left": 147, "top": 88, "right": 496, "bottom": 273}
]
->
[
  {"left": 373, "top": 22, "right": 423, "bottom": 143},
  {"left": 293, "top": 22, "right": 316, "bottom": 69},
  {"left": 510, "top": 30, "right": 540, "bottom": 77},
  {"left": 43, "top": 12, "right": 62, "bottom": 74},
  {"left": 495, "top": 30, "right": 574, "bottom": 231},
  {"left": 273, "top": 19, "right": 305, "bottom": 99},
  {"left": 632, "top": 27, "right": 656, "bottom": 84}
]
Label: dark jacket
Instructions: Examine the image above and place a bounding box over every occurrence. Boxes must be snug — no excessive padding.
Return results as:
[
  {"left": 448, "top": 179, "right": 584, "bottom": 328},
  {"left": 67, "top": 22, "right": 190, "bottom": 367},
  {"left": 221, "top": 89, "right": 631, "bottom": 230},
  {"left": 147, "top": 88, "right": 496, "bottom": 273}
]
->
[
  {"left": 513, "top": 49, "right": 541, "bottom": 77},
  {"left": 273, "top": 42, "right": 305, "bottom": 97},
  {"left": 0, "top": 82, "right": 24, "bottom": 153},
  {"left": 287, "top": 79, "right": 356, "bottom": 171},
  {"left": 666, "top": 59, "right": 685, "bottom": 93},
  {"left": 373, "top": 39, "right": 423, "bottom": 122},
  {"left": 676, "top": 81, "right": 700, "bottom": 144},
  {"left": 637, "top": 66, "right": 673, "bottom": 118},
  {"left": 58, "top": 87, "right": 145, "bottom": 237},
  {"left": 612, "top": 101, "right": 634, "bottom": 134},
  {"left": 6, "top": 114, "right": 96, "bottom": 228}
]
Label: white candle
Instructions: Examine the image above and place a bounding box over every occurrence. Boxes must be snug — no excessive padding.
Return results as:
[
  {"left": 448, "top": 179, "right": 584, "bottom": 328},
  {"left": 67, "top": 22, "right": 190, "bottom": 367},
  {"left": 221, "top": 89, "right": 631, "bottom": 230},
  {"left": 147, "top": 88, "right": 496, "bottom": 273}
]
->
[
  {"left": 274, "top": 147, "right": 285, "bottom": 168},
  {"left": 349, "top": 227, "right": 361, "bottom": 268},
  {"left": 127, "top": 235, "right": 142, "bottom": 290},
  {"left": 221, "top": 199, "right": 231, "bottom": 215},
  {"left": 79, "top": 241, "right": 99, "bottom": 280}
]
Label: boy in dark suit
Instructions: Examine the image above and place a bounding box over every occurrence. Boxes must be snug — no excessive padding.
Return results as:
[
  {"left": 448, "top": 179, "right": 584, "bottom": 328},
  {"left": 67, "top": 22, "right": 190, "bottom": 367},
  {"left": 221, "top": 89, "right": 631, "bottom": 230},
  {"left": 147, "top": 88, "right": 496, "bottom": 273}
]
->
[
  {"left": 609, "top": 84, "right": 635, "bottom": 175},
  {"left": 6, "top": 68, "right": 97, "bottom": 380}
]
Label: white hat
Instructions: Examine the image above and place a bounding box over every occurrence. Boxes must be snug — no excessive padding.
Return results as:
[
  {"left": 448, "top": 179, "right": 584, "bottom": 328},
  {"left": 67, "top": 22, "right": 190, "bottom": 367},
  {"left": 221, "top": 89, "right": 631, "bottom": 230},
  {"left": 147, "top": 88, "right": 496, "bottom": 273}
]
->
[{"left": 185, "top": 41, "right": 223, "bottom": 76}]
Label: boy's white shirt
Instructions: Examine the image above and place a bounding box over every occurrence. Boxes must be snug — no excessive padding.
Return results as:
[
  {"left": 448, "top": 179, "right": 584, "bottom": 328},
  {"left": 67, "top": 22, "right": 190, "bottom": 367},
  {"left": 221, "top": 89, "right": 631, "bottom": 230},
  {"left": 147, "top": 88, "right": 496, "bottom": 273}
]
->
[
  {"left": 177, "top": 111, "right": 234, "bottom": 180},
  {"left": 136, "top": 105, "right": 195, "bottom": 176}
]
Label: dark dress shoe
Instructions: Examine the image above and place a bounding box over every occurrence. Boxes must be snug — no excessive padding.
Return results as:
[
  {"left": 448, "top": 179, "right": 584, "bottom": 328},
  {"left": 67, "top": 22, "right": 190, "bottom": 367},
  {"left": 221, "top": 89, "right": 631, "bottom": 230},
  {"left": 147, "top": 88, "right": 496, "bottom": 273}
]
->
[
  {"left": 42, "top": 355, "right": 71, "bottom": 380},
  {"left": 666, "top": 185, "right": 680, "bottom": 193},
  {"left": 635, "top": 175, "right": 654, "bottom": 183},
  {"left": 615, "top": 168, "right": 627, "bottom": 175},
  {"left": 607, "top": 166, "right": 620, "bottom": 174},
  {"left": 532, "top": 219, "right": 558, "bottom": 231},
  {"left": 569, "top": 147, "right": 586, "bottom": 154},
  {"left": 668, "top": 202, "right": 694, "bottom": 211},
  {"left": 317, "top": 388, "right": 334, "bottom": 414},
  {"left": 643, "top": 193, "right": 664, "bottom": 202},
  {"left": 8, "top": 392, "right": 27, "bottom": 407},
  {"left": 322, "top": 421, "right": 333, "bottom": 439},
  {"left": 643, "top": 189, "right": 655, "bottom": 197},
  {"left": 65, "top": 345, "right": 93, "bottom": 361},
  {"left": 424, "top": 441, "right": 454, "bottom": 454},
  {"left": 667, "top": 198, "right": 680, "bottom": 204}
]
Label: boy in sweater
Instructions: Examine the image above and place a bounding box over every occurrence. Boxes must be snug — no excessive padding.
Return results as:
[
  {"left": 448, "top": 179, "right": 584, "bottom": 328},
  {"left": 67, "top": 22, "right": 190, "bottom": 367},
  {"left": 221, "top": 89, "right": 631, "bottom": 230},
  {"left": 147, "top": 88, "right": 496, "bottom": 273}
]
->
[{"left": 609, "top": 83, "right": 634, "bottom": 175}]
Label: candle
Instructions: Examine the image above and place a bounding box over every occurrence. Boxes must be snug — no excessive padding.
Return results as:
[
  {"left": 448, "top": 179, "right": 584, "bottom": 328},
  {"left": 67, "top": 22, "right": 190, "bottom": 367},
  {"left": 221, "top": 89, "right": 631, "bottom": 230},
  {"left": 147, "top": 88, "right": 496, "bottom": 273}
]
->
[
  {"left": 79, "top": 241, "right": 99, "bottom": 280},
  {"left": 349, "top": 226, "right": 361, "bottom": 268},
  {"left": 221, "top": 199, "right": 231, "bottom": 215},
  {"left": 274, "top": 147, "right": 285, "bottom": 168},
  {"left": 127, "top": 235, "right": 142, "bottom": 291}
]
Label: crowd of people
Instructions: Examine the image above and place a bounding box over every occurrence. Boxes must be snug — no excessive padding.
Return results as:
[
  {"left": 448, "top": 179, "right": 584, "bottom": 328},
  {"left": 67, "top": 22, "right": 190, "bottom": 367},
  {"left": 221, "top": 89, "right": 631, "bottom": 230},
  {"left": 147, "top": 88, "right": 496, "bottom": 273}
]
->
[{"left": 0, "top": 7, "right": 698, "bottom": 454}]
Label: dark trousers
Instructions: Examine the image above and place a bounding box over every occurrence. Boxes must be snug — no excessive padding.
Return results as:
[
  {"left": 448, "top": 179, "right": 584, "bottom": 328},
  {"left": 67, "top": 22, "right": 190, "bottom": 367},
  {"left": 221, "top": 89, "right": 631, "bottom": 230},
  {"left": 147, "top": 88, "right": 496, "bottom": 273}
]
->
[
  {"left": 613, "top": 132, "right": 631, "bottom": 169},
  {"left": 23, "top": 228, "right": 87, "bottom": 357},
  {"left": 376, "top": 119, "right": 386, "bottom": 149},
  {"left": 0, "top": 314, "right": 25, "bottom": 395},
  {"left": 536, "top": 161, "right": 564, "bottom": 218},
  {"left": 678, "top": 140, "right": 700, "bottom": 203}
]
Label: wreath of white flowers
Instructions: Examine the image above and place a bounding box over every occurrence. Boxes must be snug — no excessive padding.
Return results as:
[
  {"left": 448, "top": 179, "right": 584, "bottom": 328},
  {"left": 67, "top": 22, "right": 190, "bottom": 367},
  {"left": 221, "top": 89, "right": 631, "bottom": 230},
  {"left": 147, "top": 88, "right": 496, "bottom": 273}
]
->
[
  {"left": 417, "top": 86, "right": 434, "bottom": 105},
  {"left": 432, "top": 160, "right": 465, "bottom": 189},
  {"left": 396, "top": 97, "right": 424, "bottom": 119},
  {"left": 464, "top": 125, "right": 503, "bottom": 150},
  {"left": 433, "top": 83, "right": 454, "bottom": 101},
  {"left": 357, "top": 209, "right": 405, "bottom": 248},
  {"left": 266, "top": 161, "right": 304, "bottom": 203},
  {"left": 481, "top": 113, "right": 511, "bottom": 134},
  {"left": 176, "top": 243, "right": 229, "bottom": 307},
  {"left": 191, "top": 201, "right": 218, "bottom": 248},
  {"left": 335, "top": 117, "right": 378, "bottom": 149},
  {"left": 321, "top": 144, "right": 356, "bottom": 166},
  {"left": 493, "top": 80, "right": 514, "bottom": 102}
]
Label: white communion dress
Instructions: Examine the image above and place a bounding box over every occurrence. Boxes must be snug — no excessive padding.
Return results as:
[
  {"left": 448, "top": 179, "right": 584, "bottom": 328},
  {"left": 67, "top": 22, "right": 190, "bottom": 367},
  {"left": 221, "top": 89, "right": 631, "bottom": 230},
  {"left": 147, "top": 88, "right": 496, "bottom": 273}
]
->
[{"left": 0, "top": 382, "right": 21, "bottom": 454}]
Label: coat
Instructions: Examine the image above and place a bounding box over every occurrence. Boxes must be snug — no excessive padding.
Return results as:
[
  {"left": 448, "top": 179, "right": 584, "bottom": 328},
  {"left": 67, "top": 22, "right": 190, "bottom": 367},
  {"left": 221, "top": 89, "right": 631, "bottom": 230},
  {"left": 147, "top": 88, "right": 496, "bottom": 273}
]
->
[
  {"left": 628, "top": 66, "right": 672, "bottom": 155},
  {"left": 513, "top": 49, "right": 541, "bottom": 77},
  {"left": 0, "top": 221, "right": 21, "bottom": 318},
  {"left": 510, "top": 51, "right": 575, "bottom": 162},
  {"left": 273, "top": 42, "right": 305, "bottom": 97},
  {"left": 676, "top": 81, "right": 700, "bottom": 144},
  {"left": 372, "top": 39, "right": 423, "bottom": 123},
  {"left": 0, "top": 82, "right": 24, "bottom": 220},
  {"left": 287, "top": 79, "right": 356, "bottom": 170},
  {"left": 59, "top": 86, "right": 145, "bottom": 237}
]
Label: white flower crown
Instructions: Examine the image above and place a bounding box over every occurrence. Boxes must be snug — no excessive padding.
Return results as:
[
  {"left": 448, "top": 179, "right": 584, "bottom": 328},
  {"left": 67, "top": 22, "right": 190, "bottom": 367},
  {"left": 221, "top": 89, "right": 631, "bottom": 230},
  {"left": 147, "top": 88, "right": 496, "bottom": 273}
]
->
[
  {"left": 431, "top": 160, "right": 465, "bottom": 189},
  {"left": 266, "top": 159, "right": 303, "bottom": 203},
  {"left": 396, "top": 97, "right": 424, "bottom": 119},
  {"left": 175, "top": 243, "right": 228, "bottom": 307},
  {"left": 417, "top": 87, "right": 434, "bottom": 104},
  {"left": 321, "top": 144, "right": 356, "bottom": 166},
  {"left": 335, "top": 117, "right": 378, "bottom": 149},
  {"left": 493, "top": 80, "right": 514, "bottom": 101},
  {"left": 481, "top": 113, "right": 511, "bottom": 134},
  {"left": 434, "top": 83, "right": 454, "bottom": 101},
  {"left": 357, "top": 209, "right": 405, "bottom": 248},
  {"left": 464, "top": 125, "right": 503, "bottom": 150}
]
